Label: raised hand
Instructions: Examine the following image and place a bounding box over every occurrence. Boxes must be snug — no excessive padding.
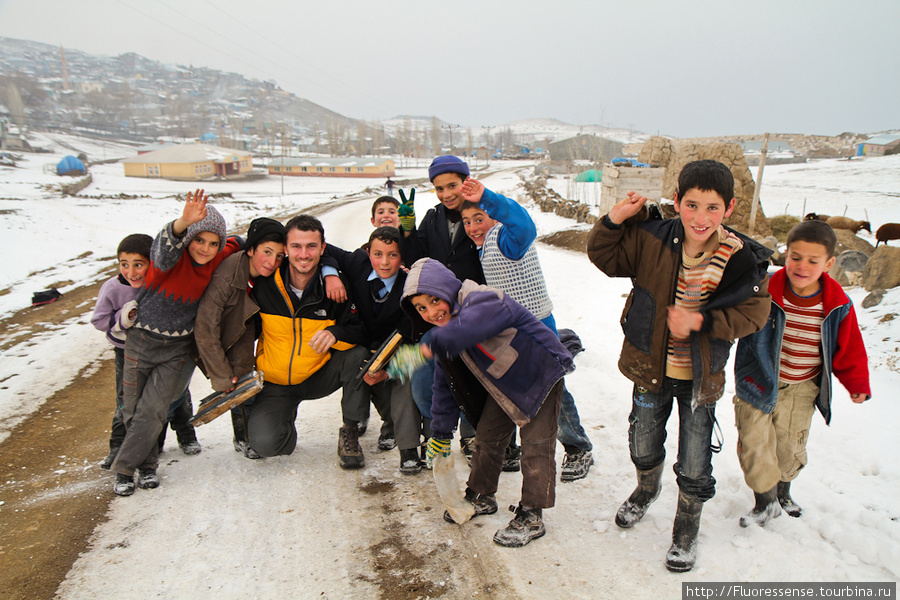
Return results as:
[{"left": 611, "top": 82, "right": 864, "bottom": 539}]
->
[
  {"left": 398, "top": 188, "right": 416, "bottom": 232},
  {"left": 608, "top": 191, "right": 648, "bottom": 225},
  {"left": 182, "top": 189, "right": 209, "bottom": 227},
  {"left": 460, "top": 178, "right": 485, "bottom": 203}
]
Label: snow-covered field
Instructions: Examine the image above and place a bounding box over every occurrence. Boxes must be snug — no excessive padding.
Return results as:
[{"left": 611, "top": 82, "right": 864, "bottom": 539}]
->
[{"left": 1, "top": 136, "right": 898, "bottom": 598}]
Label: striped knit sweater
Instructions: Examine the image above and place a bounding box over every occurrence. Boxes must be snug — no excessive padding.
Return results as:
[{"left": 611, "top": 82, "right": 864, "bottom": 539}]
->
[
  {"left": 667, "top": 227, "right": 743, "bottom": 379},
  {"left": 778, "top": 284, "right": 824, "bottom": 384}
]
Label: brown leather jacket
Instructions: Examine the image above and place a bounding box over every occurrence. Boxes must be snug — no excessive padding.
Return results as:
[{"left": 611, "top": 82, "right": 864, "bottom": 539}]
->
[
  {"left": 194, "top": 251, "right": 260, "bottom": 391},
  {"left": 587, "top": 213, "right": 772, "bottom": 407}
]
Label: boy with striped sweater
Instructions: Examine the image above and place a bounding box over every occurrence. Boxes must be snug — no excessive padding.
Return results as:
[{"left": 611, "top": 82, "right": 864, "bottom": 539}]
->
[
  {"left": 733, "top": 219, "right": 870, "bottom": 528},
  {"left": 587, "top": 160, "right": 772, "bottom": 572}
]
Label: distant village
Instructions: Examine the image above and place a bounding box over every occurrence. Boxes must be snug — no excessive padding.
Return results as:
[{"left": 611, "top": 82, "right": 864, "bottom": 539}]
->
[{"left": 1, "top": 35, "right": 898, "bottom": 185}]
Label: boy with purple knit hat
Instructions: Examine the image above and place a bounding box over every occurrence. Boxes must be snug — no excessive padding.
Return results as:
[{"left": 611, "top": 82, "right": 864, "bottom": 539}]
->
[{"left": 111, "top": 189, "right": 240, "bottom": 496}]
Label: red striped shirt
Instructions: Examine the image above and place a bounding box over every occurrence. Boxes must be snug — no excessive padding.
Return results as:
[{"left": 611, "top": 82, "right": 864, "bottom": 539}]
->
[{"left": 779, "top": 284, "right": 824, "bottom": 384}]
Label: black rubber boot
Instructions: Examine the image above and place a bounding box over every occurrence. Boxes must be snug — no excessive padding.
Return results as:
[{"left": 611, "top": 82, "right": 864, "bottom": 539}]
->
[
  {"left": 615, "top": 462, "right": 664, "bottom": 528},
  {"left": 740, "top": 486, "right": 782, "bottom": 528},
  {"left": 777, "top": 480, "right": 802, "bottom": 517},
  {"left": 665, "top": 490, "right": 703, "bottom": 573}
]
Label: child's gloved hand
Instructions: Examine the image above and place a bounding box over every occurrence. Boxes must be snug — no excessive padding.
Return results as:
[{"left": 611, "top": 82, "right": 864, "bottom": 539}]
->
[
  {"left": 426, "top": 437, "right": 452, "bottom": 468},
  {"left": 398, "top": 188, "right": 416, "bottom": 232},
  {"left": 386, "top": 344, "right": 428, "bottom": 382}
]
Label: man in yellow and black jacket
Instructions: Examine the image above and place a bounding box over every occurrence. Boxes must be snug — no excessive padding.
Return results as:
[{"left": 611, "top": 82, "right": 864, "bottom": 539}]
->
[{"left": 250, "top": 214, "right": 370, "bottom": 468}]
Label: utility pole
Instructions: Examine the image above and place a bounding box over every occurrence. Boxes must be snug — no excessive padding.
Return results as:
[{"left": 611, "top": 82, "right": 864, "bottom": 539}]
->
[
  {"left": 442, "top": 124, "right": 459, "bottom": 154},
  {"left": 483, "top": 125, "right": 493, "bottom": 167},
  {"left": 748, "top": 133, "right": 769, "bottom": 237}
]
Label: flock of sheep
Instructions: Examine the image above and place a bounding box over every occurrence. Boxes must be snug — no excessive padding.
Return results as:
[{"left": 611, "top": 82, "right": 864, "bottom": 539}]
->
[{"left": 803, "top": 214, "right": 900, "bottom": 247}]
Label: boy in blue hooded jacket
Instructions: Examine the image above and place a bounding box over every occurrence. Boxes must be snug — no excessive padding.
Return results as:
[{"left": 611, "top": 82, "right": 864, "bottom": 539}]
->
[{"left": 398, "top": 258, "right": 574, "bottom": 547}]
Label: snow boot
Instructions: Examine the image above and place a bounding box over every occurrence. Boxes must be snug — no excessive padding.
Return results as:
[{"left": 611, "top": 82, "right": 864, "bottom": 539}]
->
[
  {"left": 231, "top": 409, "right": 261, "bottom": 459},
  {"left": 378, "top": 434, "right": 397, "bottom": 451},
  {"left": 99, "top": 446, "right": 120, "bottom": 470},
  {"left": 443, "top": 487, "right": 498, "bottom": 523},
  {"left": 113, "top": 473, "right": 135, "bottom": 497},
  {"left": 357, "top": 417, "right": 369, "bottom": 436},
  {"left": 399, "top": 448, "right": 422, "bottom": 475},
  {"left": 338, "top": 425, "right": 365, "bottom": 469},
  {"left": 665, "top": 490, "right": 703, "bottom": 573},
  {"left": 178, "top": 434, "right": 202, "bottom": 456},
  {"left": 615, "top": 462, "right": 664, "bottom": 528},
  {"left": 501, "top": 441, "right": 521, "bottom": 472},
  {"left": 740, "top": 486, "right": 782, "bottom": 528},
  {"left": 561, "top": 449, "right": 594, "bottom": 482},
  {"left": 493, "top": 504, "right": 545, "bottom": 547},
  {"left": 138, "top": 468, "right": 160, "bottom": 489},
  {"left": 777, "top": 481, "right": 802, "bottom": 517}
]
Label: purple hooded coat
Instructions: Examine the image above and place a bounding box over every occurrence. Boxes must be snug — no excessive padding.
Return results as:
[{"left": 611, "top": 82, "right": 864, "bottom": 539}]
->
[{"left": 402, "top": 258, "right": 574, "bottom": 439}]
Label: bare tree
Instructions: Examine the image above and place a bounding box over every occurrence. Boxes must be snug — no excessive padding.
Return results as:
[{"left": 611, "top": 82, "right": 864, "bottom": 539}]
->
[{"left": 430, "top": 116, "right": 442, "bottom": 155}]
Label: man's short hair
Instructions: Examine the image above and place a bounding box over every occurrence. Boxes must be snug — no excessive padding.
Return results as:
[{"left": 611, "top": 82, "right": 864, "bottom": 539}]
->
[
  {"left": 117, "top": 233, "right": 153, "bottom": 260},
  {"left": 285, "top": 214, "right": 325, "bottom": 243},
  {"left": 786, "top": 219, "right": 837, "bottom": 257},
  {"left": 371, "top": 196, "right": 399, "bottom": 218},
  {"left": 676, "top": 159, "right": 734, "bottom": 205},
  {"left": 368, "top": 226, "right": 401, "bottom": 247}
]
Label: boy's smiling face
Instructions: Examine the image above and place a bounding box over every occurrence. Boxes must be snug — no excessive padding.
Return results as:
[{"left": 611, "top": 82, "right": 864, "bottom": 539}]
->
[
  {"left": 411, "top": 294, "right": 452, "bottom": 327},
  {"left": 188, "top": 232, "right": 222, "bottom": 265},
  {"left": 371, "top": 202, "right": 400, "bottom": 229},
  {"left": 674, "top": 187, "right": 735, "bottom": 255},
  {"left": 247, "top": 241, "right": 285, "bottom": 278},
  {"left": 118, "top": 252, "right": 150, "bottom": 288},
  {"left": 368, "top": 239, "right": 402, "bottom": 280},
  {"left": 785, "top": 239, "right": 835, "bottom": 296},
  {"left": 433, "top": 173, "right": 465, "bottom": 212},
  {"left": 461, "top": 207, "right": 496, "bottom": 249}
]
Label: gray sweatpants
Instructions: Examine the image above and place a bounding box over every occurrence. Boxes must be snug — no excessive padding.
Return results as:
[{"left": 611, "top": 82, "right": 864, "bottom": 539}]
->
[{"left": 112, "top": 329, "right": 194, "bottom": 476}]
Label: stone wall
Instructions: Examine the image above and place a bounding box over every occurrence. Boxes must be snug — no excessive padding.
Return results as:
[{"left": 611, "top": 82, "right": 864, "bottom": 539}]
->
[{"left": 638, "top": 136, "right": 771, "bottom": 236}]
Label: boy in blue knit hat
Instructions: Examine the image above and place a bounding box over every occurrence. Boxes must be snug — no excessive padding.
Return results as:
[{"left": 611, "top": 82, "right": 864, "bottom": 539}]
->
[{"left": 399, "top": 155, "right": 483, "bottom": 464}]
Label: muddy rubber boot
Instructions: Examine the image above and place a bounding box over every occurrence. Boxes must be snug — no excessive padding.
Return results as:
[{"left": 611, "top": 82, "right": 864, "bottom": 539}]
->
[
  {"left": 777, "top": 481, "right": 802, "bottom": 517},
  {"left": 740, "top": 486, "right": 782, "bottom": 528},
  {"left": 615, "top": 462, "right": 664, "bottom": 528},
  {"left": 665, "top": 490, "right": 703, "bottom": 573}
]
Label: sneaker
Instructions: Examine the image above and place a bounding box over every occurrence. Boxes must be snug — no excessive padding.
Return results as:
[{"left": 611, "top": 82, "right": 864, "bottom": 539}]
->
[
  {"left": 113, "top": 473, "right": 135, "bottom": 496},
  {"left": 357, "top": 418, "right": 369, "bottom": 436},
  {"left": 338, "top": 425, "right": 365, "bottom": 469},
  {"left": 502, "top": 443, "right": 521, "bottom": 472},
  {"left": 459, "top": 436, "right": 475, "bottom": 468},
  {"left": 137, "top": 468, "right": 160, "bottom": 489},
  {"left": 443, "top": 487, "right": 498, "bottom": 523},
  {"left": 378, "top": 435, "right": 397, "bottom": 451},
  {"left": 99, "top": 447, "right": 120, "bottom": 470},
  {"left": 493, "top": 504, "right": 546, "bottom": 547},
  {"left": 399, "top": 448, "right": 422, "bottom": 475},
  {"left": 179, "top": 440, "right": 202, "bottom": 456},
  {"left": 561, "top": 450, "right": 594, "bottom": 482}
]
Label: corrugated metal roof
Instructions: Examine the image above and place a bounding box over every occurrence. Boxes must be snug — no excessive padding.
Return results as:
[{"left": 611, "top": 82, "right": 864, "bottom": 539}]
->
[
  {"left": 862, "top": 134, "right": 900, "bottom": 146},
  {"left": 271, "top": 157, "right": 392, "bottom": 168},
  {"left": 123, "top": 142, "right": 251, "bottom": 164}
]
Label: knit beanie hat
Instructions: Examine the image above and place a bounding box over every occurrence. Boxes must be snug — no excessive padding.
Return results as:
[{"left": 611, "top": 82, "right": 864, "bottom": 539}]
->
[
  {"left": 246, "top": 217, "right": 285, "bottom": 249},
  {"left": 185, "top": 205, "right": 227, "bottom": 246},
  {"left": 428, "top": 155, "right": 470, "bottom": 182}
]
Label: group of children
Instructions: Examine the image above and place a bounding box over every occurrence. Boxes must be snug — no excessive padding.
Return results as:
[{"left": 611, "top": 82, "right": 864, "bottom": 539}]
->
[{"left": 91, "top": 156, "right": 870, "bottom": 569}]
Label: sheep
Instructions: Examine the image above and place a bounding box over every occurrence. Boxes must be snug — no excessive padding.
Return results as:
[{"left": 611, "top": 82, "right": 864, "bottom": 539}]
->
[
  {"left": 875, "top": 223, "right": 900, "bottom": 247},
  {"left": 804, "top": 212, "right": 831, "bottom": 221},
  {"left": 825, "top": 216, "right": 871, "bottom": 234}
]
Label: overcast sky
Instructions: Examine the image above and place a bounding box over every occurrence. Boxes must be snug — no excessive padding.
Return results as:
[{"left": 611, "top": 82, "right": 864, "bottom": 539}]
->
[{"left": 1, "top": 0, "right": 897, "bottom": 138}]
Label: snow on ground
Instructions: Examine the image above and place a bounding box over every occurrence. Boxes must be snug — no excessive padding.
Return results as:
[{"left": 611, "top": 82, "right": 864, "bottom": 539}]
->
[{"left": 2, "top": 139, "right": 899, "bottom": 598}]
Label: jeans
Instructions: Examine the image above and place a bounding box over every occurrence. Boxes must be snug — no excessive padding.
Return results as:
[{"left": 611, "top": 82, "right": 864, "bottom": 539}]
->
[
  {"left": 628, "top": 378, "right": 717, "bottom": 501},
  {"left": 541, "top": 314, "right": 592, "bottom": 453},
  {"left": 410, "top": 329, "right": 476, "bottom": 439}
]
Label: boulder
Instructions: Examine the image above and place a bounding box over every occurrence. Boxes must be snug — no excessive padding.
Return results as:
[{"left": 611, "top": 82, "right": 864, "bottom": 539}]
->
[
  {"left": 830, "top": 250, "right": 870, "bottom": 288},
  {"left": 861, "top": 289, "right": 885, "bottom": 309},
  {"left": 862, "top": 246, "right": 900, "bottom": 291},
  {"left": 754, "top": 235, "right": 784, "bottom": 266},
  {"left": 834, "top": 229, "right": 875, "bottom": 256}
]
